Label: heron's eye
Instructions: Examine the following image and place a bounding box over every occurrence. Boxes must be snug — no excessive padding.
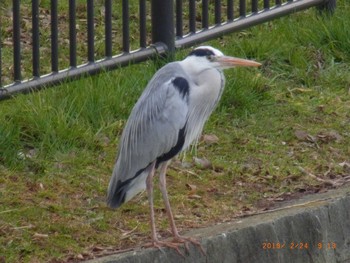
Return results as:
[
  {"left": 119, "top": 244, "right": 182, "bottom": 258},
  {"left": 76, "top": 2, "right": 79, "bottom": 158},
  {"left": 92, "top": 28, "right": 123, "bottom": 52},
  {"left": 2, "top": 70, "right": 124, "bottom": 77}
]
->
[{"left": 206, "top": 55, "right": 215, "bottom": 61}]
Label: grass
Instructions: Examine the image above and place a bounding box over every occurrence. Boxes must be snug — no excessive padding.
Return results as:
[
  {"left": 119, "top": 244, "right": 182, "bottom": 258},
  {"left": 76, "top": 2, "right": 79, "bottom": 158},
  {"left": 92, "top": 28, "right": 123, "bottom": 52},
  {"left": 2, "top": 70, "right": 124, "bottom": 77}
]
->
[{"left": 1, "top": 1, "right": 350, "bottom": 262}]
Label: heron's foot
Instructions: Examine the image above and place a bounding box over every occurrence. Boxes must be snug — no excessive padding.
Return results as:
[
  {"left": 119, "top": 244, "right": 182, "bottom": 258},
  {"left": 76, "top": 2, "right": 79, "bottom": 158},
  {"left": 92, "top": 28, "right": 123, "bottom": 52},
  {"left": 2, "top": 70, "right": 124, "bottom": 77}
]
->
[
  {"left": 144, "top": 239, "right": 186, "bottom": 257},
  {"left": 172, "top": 235, "right": 206, "bottom": 256}
]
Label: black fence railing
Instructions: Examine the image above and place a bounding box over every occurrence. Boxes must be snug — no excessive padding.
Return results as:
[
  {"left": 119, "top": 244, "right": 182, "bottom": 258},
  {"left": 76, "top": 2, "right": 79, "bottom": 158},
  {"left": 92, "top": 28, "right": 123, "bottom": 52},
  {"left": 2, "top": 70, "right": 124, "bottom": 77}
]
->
[{"left": 0, "top": 0, "right": 336, "bottom": 100}]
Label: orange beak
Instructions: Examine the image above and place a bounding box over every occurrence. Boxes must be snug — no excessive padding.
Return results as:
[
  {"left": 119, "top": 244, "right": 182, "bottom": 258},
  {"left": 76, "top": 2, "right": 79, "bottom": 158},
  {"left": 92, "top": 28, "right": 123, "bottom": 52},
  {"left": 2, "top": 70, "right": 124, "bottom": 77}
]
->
[{"left": 216, "top": 56, "right": 262, "bottom": 68}]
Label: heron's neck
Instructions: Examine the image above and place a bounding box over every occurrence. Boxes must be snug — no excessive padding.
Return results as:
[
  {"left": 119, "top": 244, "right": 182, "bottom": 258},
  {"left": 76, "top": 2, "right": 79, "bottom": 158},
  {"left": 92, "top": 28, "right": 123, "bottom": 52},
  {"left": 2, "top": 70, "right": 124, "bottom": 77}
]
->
[{"left": 180, "top": 59, "right": 221, "bottom": 85}]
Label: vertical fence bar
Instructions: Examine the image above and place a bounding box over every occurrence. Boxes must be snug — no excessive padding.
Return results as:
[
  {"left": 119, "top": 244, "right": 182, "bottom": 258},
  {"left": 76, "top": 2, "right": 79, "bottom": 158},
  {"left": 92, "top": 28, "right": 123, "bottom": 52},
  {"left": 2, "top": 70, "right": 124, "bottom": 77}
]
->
[
  {"left": 151, "top": 0, "right": 175, "bottom": 56},
  {"left": 227, "top": 0, "right": 234, "bottom": 21},
  {"left": 215, "top": 0, "right": 221, "bottom": 25},
  {"left": 252, "top": 0, "right": 258, "bottom": 13},
  {"left": 264, "top": 0, "right": 270, "bottom": 9},
  {"left": 176, "top": 0, "right": 183, "bottom": 37},
  {"left": 202, "top": 0, "right": 209, "bottom": 29},
  {"left": 0, "top": 23, "right": 2, "bottom": 88},
  {"left": 87, "top": 0, "right": 95, "bottom": 62},
  {"left": 275, "top": 0, "right": 282, "bottom": 6},
  {"left": 122, "top": 0, "right": 130, "bottom": 53},
  {"left": 189, "top": 0, "right": 196, "bottom": 33},
  {"left": 13, "top": 0, "right": 21, "bottom": 82},
  {"left": 32, "top": 0, "right": 40, "bottom": 78},
  {"left": 139, "top": 0, "right": 147, "bottom": 48},
  {"left": 51, "top": 0, "right": 59, "bottom": 72},
  {"left": 316, "top": 0, "right": 336, "bottom": 13},
  {"left": 69, "top": 0, "right": 77, "bottom": 67},
  {"left": 105, "top": 0, "right": 112, "bottom": 57},
  {"left": 239, "top": 0, "right": 246, "bottom": 17}
]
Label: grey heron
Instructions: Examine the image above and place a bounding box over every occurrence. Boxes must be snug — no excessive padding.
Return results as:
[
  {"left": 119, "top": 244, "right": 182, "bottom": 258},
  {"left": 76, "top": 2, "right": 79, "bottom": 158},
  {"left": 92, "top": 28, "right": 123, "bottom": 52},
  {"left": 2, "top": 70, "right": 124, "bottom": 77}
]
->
[{"left": 107, "top": 46, "right": 261, "bottom": 254}]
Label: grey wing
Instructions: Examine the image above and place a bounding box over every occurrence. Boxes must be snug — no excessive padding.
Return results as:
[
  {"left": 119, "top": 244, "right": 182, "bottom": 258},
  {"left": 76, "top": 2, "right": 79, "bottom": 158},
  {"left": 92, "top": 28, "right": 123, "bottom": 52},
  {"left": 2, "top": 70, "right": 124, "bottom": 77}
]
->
[{"left": 107, "top": 73, "right": 190, "bottom": 208}]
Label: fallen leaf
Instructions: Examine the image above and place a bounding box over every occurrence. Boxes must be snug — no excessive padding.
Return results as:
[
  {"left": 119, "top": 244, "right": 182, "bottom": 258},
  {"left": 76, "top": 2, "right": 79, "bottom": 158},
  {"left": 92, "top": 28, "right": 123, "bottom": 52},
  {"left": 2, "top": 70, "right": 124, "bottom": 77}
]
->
[
  {"left": 316, "top": 105, "right": 325, "bottom": 112},
  {"left": 33, "top": 233, "right": 49, "bottom": 239},
  {"left": 207, "top": 187, "right": 218, "bottom": 193},
  {"left": 186, "top": 183, "right": 197, "bottom": 195},
  {"left": 118, "top": 225, "right": 138, "bottom": 238},
  {"left": 92, "top": 246, "right": 105, "bottom": 252},
  {"left": 96, "top": 134, "right": 111, "bottom": 146},
  {"left": 294, "top": 130, "right": 309, "bottom": 141},
  {"left": 317, "top": 130, "right": 342, "bottom": 143},
  {"left": 193, "top": 212, "right": 202, "bottom": 217},
  {"left": 3, "top": 40, "right": 13, "bottom": 46},
  {"left": 202, "top": 134, "right": 219, "bottom": 144},
  {"left": 193, "top": 157, "right": 212, "bottom": 169},
  {"left": 339, "top": 161, "right": 350, "bottom": 173},
  {"left": 188, "top": 194, "right": 201, "bottom": 199},
  {"left": 292, "top": 87, "right": 313, "bottom": 93},
  {"left": 339, "top": 161, "right": 350, "bottom": 167},
  {"left": 241, "top": 158, "right": 263, "bottom": 176},
  {"left": 181, "top": 161, "right": 192, "bottom": 169},
  {"left": 267, "top": 197, "right": 285, "bottom": 201}
]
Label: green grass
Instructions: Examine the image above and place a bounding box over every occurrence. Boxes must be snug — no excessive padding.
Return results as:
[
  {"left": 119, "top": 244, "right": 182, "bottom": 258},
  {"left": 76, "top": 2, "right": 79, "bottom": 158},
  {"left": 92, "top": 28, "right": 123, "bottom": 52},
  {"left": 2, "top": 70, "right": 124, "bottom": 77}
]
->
[{"left": 1, "top": 1, "right": 350, "bottom": 262}]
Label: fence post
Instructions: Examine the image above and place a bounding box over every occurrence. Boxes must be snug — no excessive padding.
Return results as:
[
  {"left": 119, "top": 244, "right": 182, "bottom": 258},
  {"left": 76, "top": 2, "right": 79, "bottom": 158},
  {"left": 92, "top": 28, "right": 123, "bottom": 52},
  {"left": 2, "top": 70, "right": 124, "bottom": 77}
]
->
[
  {"left": 317, "top": 0, "right": 336, "bottom": 13},
  {"left": 151, "top": 0, "right": 175, "bottom": 59},
  {"left": 0, "top": 20, "right": 2, "bottom": 88}
]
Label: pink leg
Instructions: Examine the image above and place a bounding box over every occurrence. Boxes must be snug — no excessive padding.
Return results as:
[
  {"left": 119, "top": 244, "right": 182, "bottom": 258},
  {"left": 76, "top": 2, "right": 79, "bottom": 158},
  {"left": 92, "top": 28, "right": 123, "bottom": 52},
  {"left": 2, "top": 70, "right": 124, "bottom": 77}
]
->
[
  {"left": 144, "top": 161, "right": 185, "bottom": 256},
  {"left": 158, "top": 161, "right": 180, "bottom": 236},
  {"left": 145, "top": 161, "right": 158, "bottom": 242},
  {"left": 158, "top": 161, "right": 206, "bottom": 255}
]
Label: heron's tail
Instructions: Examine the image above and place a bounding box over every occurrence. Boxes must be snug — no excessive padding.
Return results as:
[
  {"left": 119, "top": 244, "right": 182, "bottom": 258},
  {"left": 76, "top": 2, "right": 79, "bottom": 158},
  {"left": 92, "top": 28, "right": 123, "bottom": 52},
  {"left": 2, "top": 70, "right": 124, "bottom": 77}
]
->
[
  {"left": 107, "top": 170, "right": 129, "bottom": 209},
  {"left": 107, "top": 162, "right": 151, "bottom": 209}
]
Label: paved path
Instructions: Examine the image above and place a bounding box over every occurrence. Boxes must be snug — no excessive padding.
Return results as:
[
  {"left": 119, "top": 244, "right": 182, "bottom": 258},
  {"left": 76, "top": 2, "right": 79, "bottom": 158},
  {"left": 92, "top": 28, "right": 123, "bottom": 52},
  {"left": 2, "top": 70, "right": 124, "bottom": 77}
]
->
[{"left": 86, "top": 185, "right": 350, "bottom": 263}]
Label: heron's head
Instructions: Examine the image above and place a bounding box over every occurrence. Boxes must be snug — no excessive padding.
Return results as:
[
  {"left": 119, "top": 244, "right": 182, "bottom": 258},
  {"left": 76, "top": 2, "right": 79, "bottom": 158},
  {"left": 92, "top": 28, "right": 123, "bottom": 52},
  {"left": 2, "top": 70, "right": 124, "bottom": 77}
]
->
[{"left": 186, "top": 46, "right": 261, "bottom": 70}]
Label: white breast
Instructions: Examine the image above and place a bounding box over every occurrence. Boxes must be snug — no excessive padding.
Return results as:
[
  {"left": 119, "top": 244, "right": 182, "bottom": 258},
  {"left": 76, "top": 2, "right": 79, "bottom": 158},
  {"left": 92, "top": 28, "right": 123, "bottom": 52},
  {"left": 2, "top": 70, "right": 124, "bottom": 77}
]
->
[{"left": 183, "top": 67, "right": 225, "bottom": 149}]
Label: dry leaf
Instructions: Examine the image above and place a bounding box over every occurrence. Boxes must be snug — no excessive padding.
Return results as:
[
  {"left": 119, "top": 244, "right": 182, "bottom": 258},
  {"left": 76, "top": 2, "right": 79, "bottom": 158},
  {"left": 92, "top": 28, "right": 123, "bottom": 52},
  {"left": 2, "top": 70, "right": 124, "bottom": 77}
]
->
[
  {"left": 317, "top": 105, "right": 325, "bottom": 112},
  {"left": 202, "top": 134, "right": 219, "bottom": 144},
  {"left": 339, "top": 161, "right": 350, "bottom": 173},
  {"left": 118, "top": 225, "right": 138, "bottom": 238},
  {"left": 188, "top": 194, "right": 201, "bottom": 199},
  {"left": 294, "top": 130, "right": 317, "bottom": 145},
  {"left": 33, "top": 233, "right": 49, "bottom": 239},
  {"left": 292, "top": 88, "right": 312, "bottom": 93},
  {"left": 181, "top": 161, "right": 192, "bottom": 169},
  {"left": 91, "top": 246, "right": 105, "bottom": 252},
  {"left": 294, "top": 130, "right": 309, "bottom": 141},
  {"left": 186, "top": 183, "right": 197, "bottom": 195},
  {"left": 317, "top": 130, "right": 342, "bottom": 143},
  {"left": 193, "top": 157, "right": 212, "bottom": 169},
  {"left": 339, "top": 161, "right": 350, "bottom": 167}
]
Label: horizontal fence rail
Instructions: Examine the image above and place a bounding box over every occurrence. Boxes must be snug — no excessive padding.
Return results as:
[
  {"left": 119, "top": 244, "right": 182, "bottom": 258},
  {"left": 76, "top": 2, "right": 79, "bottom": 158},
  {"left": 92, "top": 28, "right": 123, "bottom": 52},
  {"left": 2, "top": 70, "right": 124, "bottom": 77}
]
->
[
  {"left": 174, "top": 0, "right": 335, "bottom": 48},
  {"left": 0, "top": 0, "right": 335, "bottom": 100}
]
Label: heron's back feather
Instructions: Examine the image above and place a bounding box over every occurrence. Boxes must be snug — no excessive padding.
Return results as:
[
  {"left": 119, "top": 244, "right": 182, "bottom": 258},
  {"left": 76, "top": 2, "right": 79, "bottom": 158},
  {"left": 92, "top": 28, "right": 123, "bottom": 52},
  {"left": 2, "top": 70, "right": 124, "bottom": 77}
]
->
[{"left": 107, "top": 63, "right": 191, "bottom": 208}]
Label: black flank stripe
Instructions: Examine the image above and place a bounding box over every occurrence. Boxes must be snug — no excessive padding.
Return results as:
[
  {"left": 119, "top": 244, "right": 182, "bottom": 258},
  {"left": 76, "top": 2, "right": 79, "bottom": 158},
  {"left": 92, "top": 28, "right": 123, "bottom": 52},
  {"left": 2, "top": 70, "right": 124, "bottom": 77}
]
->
[
  {"left": 114, "top": 164, "right": 151, "bottom": 204},
  {"left": 156, "top": 123, "right": 187, "bottom": 167},
  {"left": 173, "top": 77, "right": 189, "bottom": 100}
]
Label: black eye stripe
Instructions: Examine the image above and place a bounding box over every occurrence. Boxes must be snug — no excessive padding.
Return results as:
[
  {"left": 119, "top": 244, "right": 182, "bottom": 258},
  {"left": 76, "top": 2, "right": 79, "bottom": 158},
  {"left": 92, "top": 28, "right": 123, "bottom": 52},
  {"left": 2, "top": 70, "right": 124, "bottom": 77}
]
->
[{"left": 188, "top": 48, "right": 215, "bottom": 57}]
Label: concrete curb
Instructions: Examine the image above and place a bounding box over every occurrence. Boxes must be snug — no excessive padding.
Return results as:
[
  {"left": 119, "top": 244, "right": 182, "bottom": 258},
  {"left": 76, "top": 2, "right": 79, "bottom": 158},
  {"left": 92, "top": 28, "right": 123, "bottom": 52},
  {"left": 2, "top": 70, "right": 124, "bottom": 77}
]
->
[{"left": 86, "top": 185, "right": 350, "bottom": 263}]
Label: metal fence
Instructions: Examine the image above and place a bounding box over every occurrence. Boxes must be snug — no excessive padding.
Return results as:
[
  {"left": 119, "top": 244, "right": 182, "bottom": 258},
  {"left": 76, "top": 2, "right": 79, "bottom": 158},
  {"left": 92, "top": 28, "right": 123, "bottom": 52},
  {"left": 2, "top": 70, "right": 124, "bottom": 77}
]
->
[{"left": 0, "top": 0, "right": 335, "bottom": 100}]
